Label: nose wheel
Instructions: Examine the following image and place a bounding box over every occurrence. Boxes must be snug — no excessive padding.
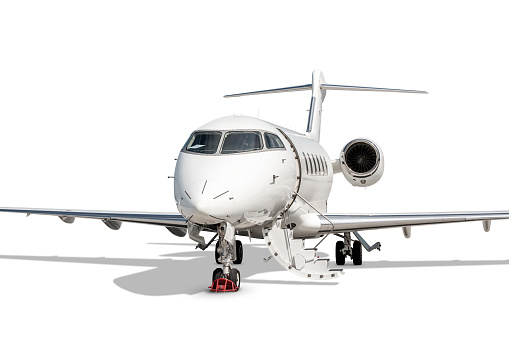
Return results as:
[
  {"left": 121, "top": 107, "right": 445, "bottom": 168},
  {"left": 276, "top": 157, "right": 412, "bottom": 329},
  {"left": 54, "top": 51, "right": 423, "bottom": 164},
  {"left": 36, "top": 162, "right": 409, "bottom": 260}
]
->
[
  {"left": 210, "top": 262, "right": 241, "bottom": 292},
  {"left": 210, "top": 268, "right": 240, "bottom": 292},
  {"left": 228, "top": 268, "right": 240, "bottom": 288}
]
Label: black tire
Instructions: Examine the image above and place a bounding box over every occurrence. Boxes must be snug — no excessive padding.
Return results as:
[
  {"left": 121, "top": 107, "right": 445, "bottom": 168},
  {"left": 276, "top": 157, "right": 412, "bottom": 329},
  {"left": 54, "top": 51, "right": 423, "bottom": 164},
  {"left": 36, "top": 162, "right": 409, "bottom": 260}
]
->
[
  {"left": 212, "top": 268, "right": 223, "bottom": 282},
  {"left": 336, "top": 241, "right": 346, "bottom": 265},
  {"left": 215, "top": 241, "right": 221, "bottom": 264},
  {"left": 229, "top": 268, "right": 241, "bottom": 288},
  {"left": 233, "top": 240, "right": 243, "bottom": 264},
  {"left": 353, "top": 240, "right": 362, "bottom": 265}
]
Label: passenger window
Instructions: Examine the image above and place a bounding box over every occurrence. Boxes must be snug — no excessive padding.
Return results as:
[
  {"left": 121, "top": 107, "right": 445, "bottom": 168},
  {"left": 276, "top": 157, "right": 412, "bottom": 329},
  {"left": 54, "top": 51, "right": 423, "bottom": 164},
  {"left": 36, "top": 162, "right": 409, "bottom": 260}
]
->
[
  {"left": 323, "top": 156, "right": 328, "bottom": 174},
  {"left": 303, "top": 152, "right": 309, "bottom": 174},
  {"left": 307, "top": 153, "right": 314, "bottom": 174},
  {"left": 312, "top": 154, "right": 318, "bottom": 174},
  {"left": 185, "top": 131, "right": 222, "bottom": 154},
  {"left": 221, "top": 131, "right": 262, "bottom": 154},
  {"left": 264, "top": 133, "right": 285, "bottom": 149}
]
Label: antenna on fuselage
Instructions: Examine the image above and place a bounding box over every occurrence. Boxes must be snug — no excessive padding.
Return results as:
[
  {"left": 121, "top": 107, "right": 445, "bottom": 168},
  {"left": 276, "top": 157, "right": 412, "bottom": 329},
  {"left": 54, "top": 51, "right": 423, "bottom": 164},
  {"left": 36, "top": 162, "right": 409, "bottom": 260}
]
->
[{"left": 224, "top": 70, "right": 427, "bottom": 143}]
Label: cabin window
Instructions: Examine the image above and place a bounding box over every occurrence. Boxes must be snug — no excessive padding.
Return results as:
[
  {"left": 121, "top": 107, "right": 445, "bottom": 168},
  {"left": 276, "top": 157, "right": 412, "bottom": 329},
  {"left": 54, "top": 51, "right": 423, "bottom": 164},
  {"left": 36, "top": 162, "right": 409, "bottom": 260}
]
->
[
  {"left": 306, "top": 153, "right": 313, "bottom": 174},
  {"left": 318, "top": 156, "right": 324, "bottom": 174},
  {"left": 303, "top": 152, "right": 309, "bottom": 174},
  {"left": 185, "top": 131, "right": 222, "bottom": 154},
  {"left": 221, "top": 131, "right": 262, "bottom": 154},
  {"left": 322, "top": 156, "right": 328, "bottom": 174},
  {"left": 264, "top": 133, "right": 285, "bottom": 149}
]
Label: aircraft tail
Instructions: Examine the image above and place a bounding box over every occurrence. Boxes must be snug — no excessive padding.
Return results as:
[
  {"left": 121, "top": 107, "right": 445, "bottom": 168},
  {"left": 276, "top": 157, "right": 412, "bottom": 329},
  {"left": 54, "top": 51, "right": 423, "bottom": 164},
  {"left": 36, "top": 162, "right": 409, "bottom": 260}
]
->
[{"left": 224, "top": 70, "right": 427, "bottom": 143}]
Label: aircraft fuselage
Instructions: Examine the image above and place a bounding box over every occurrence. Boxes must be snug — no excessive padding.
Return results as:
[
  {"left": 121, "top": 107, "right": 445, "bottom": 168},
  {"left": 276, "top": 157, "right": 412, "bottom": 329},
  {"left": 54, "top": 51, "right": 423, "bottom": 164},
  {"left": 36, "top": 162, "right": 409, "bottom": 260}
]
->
[{"left": 174, "top": 115, "right": 333, "bottom": 231}]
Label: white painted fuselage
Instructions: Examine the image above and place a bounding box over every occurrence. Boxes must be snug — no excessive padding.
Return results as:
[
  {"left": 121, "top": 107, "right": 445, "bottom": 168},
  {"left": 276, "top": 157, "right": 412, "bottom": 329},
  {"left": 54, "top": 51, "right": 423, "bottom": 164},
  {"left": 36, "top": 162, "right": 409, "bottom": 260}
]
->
[{"left": 174, "top": 115, "right": 333, "bottom": 232}]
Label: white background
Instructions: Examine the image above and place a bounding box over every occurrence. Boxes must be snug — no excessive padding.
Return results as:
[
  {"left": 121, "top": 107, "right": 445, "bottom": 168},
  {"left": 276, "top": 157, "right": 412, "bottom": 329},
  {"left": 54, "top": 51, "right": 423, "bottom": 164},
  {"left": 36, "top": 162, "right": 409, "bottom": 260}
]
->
[{"left": 1, "top": 1, "right": 509, "bottom": 338}]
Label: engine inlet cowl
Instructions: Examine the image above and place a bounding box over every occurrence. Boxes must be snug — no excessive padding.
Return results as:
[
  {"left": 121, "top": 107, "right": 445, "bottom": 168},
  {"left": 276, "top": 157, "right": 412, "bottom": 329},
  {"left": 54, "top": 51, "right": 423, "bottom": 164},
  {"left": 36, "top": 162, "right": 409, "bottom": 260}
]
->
[{"left": 340, "top": 139, "right": 384, "bottom": 187}]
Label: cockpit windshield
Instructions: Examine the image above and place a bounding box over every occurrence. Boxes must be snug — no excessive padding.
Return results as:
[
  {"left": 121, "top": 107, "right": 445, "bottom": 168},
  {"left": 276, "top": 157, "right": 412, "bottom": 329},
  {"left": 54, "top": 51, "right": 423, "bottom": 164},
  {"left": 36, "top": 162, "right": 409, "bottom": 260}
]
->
[
  {"left": 185, "top": 131, "right": 222, "bottom": 154},
  {"left": 221, "top": 131, "right": 262, "bottom": 154},
  {"left": 184, "top": 130, "right": 284, "bottom": 155},
  {"left": 264, "top": 132, "right": 285, "bottom": 149}
]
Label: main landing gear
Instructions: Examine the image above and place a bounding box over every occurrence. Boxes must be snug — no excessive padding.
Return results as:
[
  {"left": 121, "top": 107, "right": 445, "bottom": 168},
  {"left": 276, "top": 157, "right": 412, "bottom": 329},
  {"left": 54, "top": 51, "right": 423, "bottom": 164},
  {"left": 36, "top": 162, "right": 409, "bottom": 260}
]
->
[
  {"left": 210, "top": 222, "right": 243, "bottom": 292},
  {"left": 335, "top": 231, "right": 381, "bottom": 266},
  {"left": 335, "top": 232, "right": 363, "bottom": 265}
]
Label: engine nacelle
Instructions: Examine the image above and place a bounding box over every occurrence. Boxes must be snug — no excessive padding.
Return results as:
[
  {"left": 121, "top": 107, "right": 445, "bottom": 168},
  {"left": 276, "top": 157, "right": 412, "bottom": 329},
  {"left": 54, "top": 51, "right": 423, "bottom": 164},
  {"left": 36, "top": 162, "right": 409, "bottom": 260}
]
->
[{"left": 339, "top": 138, "right": 384, "bottom": 187}]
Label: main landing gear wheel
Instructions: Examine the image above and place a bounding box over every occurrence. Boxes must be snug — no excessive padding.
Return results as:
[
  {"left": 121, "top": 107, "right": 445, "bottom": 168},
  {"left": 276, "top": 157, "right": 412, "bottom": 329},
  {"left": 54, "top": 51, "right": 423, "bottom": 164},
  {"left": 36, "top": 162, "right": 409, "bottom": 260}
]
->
[
  {"left": 335, "top": 241, "right": 346, "bottom": 265},
  {"left": 233, "top": 240, "right": 243, "bottom": 264},
  {"left": 353, "top": 240, "right": 362, "bottom": 265}
]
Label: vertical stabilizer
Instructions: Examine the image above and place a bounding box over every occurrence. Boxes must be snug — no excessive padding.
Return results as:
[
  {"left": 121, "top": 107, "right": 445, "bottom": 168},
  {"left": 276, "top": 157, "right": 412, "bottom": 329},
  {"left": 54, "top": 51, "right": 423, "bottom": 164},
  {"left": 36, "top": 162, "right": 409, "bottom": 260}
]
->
[{"left": 306, "top": 70, "right": 326, "bottom": 142}]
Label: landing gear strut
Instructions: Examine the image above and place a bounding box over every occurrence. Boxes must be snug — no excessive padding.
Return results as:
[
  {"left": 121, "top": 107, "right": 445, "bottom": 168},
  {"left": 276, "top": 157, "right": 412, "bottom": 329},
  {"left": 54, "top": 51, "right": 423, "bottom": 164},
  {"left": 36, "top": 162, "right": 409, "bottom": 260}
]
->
[{"left": 210, "top": 222, "right": 242, "bottom": 292}]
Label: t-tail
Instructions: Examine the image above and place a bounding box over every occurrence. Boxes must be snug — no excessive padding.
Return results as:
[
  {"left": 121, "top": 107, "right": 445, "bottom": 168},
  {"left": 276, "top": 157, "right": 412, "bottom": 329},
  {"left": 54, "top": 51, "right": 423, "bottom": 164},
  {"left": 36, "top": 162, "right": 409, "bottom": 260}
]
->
[{"left": 224, "top": 70, "right": 427, "bottom": 143}]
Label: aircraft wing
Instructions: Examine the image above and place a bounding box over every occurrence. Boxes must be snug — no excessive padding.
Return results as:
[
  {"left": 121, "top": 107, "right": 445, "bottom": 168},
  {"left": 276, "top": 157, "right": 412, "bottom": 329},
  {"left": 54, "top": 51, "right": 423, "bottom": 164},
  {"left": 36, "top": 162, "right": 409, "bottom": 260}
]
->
[
  {"left": 0, "top": 207, "right": 187, "bottom": 234},
  {"left": 321, "top": 211, "right": 509, "bottom": 233}
]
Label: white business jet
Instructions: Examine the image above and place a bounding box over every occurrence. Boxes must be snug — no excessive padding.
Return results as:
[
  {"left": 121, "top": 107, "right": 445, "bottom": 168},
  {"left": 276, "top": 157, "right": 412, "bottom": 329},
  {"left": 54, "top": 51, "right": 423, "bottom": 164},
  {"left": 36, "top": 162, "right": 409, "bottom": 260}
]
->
[{"left": 2, "top": 70, "right": 508, "bottom": 291}]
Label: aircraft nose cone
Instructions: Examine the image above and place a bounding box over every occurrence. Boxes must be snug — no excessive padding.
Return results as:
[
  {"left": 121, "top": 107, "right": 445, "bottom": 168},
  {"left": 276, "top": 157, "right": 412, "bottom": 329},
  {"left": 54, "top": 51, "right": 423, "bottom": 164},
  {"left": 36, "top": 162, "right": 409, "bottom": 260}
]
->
[{"left": 179, "top": 179, "right": 234, "bottom": 224}]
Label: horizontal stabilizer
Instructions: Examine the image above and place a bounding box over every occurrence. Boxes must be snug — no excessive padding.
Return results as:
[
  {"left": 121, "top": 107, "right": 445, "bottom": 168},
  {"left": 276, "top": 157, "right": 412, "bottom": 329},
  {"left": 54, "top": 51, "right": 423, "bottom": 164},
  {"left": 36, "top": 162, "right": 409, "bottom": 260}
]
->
[
  {"left": 321, "top": 84, "right": 427, "bottom": 94},
  {"left": 224, "top": 83, "right": 427, "bottom": 98},
  {"left": 224, "top": 84, "right": 312, "bottom": 98},
  {"left": 224, "top": 70, "right": 427, "bottom": 143}
]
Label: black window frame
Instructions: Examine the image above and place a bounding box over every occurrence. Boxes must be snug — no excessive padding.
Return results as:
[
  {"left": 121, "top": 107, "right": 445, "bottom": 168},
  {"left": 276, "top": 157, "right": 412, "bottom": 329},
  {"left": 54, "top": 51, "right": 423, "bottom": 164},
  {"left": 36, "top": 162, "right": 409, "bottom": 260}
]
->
[
  {"left": 220, "top": 131, "right": 263, "bottom": 155},
  {"left": 264, "top": 132, "right": 286, "bottom": 150},
  {"left": 183, "top": 131, "right": 223, "bottom": 155}
]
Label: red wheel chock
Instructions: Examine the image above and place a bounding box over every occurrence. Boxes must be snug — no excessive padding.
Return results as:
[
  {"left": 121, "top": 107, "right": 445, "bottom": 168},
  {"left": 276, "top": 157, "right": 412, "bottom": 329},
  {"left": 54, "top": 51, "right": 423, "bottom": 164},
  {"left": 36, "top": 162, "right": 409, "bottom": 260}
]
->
[{"left": 209, "top": 278, "right": 239, "bottom": 292}]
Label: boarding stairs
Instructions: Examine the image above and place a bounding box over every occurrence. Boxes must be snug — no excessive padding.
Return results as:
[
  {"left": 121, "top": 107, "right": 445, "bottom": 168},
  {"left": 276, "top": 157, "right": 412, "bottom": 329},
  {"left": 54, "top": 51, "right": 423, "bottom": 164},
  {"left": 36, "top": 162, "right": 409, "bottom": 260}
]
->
[{"left": 262, "top": 219, "right": 341, "bottom": 280}]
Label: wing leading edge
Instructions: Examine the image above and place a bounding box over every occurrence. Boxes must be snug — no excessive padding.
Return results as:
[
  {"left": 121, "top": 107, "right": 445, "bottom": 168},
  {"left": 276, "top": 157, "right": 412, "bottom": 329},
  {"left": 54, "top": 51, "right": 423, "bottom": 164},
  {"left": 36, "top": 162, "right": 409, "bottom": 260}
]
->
[
  {"left": 0, "top": 207, "right": 187, "bottom": 229},
  {"left": 320, "top": 211, "right": 509, "bottom": 233}
]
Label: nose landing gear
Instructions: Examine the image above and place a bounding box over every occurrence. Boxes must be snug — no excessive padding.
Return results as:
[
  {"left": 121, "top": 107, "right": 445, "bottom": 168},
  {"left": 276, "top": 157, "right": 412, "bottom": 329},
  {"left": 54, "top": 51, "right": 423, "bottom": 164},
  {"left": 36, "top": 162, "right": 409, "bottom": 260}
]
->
[{"left": 209, "top": 222, "right": 242, "bottom": 292}]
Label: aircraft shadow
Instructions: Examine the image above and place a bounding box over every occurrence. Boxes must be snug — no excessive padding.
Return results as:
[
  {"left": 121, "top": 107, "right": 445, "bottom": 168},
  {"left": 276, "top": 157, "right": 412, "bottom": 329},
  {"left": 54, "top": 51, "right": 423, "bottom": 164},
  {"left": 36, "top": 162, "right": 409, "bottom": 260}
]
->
[
  {"left": 3, "top": 243, "right": 503, "bottom": 295},
  {"left": 0, "top": 243, "right": 335, "bottom": 296},
  {"left": 338, "top": 259, "right": 509, "bottom": 269}
]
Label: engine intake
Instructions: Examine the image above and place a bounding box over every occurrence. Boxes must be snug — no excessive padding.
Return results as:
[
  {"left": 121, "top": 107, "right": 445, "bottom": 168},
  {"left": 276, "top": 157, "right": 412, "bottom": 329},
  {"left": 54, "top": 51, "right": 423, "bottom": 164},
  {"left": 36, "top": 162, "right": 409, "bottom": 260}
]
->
[
  {"left": 340, "top": 139, "right": 384, "bottom": 187},
  {"left": 344, "top": 141, "right": 378, "bottom": 174}
]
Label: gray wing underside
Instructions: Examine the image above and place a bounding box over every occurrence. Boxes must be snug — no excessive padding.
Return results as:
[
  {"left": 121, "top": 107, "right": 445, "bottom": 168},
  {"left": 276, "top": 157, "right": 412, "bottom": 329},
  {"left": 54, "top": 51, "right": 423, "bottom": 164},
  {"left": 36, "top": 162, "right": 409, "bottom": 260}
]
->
[
  {"left": 321, "top": 211, "right": 509, "bottom": 232},
  {"left": 0, "top": 207, "right": 187, "bottom": 228}
]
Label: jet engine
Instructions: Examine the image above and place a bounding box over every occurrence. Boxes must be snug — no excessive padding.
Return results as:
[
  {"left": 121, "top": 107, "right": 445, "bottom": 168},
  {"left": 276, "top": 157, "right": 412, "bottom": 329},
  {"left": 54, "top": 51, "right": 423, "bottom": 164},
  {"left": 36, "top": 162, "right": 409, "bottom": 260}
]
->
[{"left": 338, "top": 138, "right": 384, "bottom": 187}]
